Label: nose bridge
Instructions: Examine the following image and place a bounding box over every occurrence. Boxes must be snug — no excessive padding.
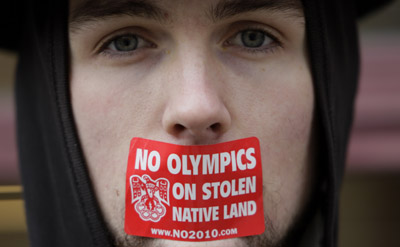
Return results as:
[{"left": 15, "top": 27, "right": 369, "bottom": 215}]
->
[
  {"left": 162, "top": 44, "right": 231, "bottom": 141},
  {"left": 180, "top": 48, "right": 216, "bottom": 105}
]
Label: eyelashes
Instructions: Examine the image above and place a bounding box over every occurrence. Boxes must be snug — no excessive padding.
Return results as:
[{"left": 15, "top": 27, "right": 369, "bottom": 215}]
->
[
  {"left": 97, "top": 32, "right": 156, "bottom": 58},
  {"left": 96, "top": 25, "right": 283, "bottom": 59},
  {"left": 224, "top": 27, "right": 282, "bottom": 54}
]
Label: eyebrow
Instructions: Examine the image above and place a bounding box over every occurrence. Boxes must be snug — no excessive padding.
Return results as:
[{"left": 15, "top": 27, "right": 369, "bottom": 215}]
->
[
  {"left": 69, "top": 0, "right": 166, "bottom": 30},
  {"left": 209, "top": 0, "right": 303, "bottom": 22},
  {"left": 69, "top": 0, "right": 303, "bottom": 30}
]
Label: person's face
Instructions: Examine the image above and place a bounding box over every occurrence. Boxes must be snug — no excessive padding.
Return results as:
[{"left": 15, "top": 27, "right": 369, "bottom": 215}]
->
[{"left": 69, "top": 0, "right": 315, "bottom": 246}]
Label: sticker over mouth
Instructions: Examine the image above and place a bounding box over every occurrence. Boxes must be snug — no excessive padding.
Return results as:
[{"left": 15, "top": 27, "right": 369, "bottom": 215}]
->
[{"left": 125, "top": 137, "right": 265, "bottom": 241}]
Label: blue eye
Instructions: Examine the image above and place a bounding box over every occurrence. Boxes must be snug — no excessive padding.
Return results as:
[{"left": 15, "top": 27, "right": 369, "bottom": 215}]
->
[
  {"left": 109, "top": 35, "right": 138, "bottom": 51},
  {"left": 227, "top": 29, "right": 275, "bottom": 51},
  {"left": 98, "top": 32, "right": 156, "bottom": 59},
  {"left": 241, "top": 30, "right": 266, "bottom": 48}
]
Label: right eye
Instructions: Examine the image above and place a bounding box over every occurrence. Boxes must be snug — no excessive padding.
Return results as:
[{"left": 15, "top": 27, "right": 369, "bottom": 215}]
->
[
  {"left": 110, "top": 35, "right": 139, "bottom": 51},
  {"left": 102, "top": 33, "right": 155, "bottom": 54}
]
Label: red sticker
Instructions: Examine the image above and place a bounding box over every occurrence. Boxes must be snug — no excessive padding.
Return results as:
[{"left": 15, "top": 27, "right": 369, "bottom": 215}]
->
[{"left": 125, "top": 137, "right": 265, "bottom": 241}]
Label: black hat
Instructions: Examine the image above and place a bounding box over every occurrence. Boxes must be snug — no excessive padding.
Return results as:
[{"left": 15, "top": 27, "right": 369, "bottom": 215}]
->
[
  {"left": 0, "top": 0, "right": 395, "bottom": 52},
  {"left": 356, "top": 0, "right": 394, "bottom": 17}
]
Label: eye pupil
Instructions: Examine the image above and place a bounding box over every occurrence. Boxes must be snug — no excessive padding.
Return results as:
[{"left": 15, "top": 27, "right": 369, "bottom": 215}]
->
[
  {"left": 241, "top": 30, "right": 265, "bottom": 48},
  {"left": 114, "top": 35, "right": 138, "bottom": 51}
]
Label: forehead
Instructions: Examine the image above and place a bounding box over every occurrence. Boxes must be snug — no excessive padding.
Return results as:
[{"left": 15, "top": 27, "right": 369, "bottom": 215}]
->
[{"left": 69, "top": 0, "right": 304, "bottom": 28}]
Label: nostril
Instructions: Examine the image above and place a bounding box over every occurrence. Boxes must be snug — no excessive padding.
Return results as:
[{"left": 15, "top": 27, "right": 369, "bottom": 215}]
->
[
  {"left": 209, "top": 123, "right": 222, "bottom": 132},
  {"left": 173, "top": 124, "right": 186, "bottom": 134}
]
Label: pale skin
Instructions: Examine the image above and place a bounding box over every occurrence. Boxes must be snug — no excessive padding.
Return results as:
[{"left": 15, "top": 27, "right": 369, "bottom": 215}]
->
[{"left": 69, "top": 0, "right": 315, "bottom": 246}]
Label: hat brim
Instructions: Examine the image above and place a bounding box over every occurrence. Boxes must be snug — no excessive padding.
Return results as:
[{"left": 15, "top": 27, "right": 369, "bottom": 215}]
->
[
  {"left": 356, "top": 0, "right": 394, "bottom": 18},
  {"left": 0, "top": 0, "right": 395, "bottom": 52}
]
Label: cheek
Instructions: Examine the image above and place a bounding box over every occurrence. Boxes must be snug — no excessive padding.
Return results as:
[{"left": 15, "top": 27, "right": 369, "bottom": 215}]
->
[
  {"left": 70, "top": 65, "right": 164, "bottom": 184},
  {"left": 245, "top": 61, "right": 314, "bottom": 229},
  {"left": 71, "top": 63, "right": 163, "bottom": 142},
  {"left": 70, "top": 71, "right": 126, "bottom": 192},
  {"left": 236, "top": 59, "right": 314, "bottom": 146},
  {"left": 70, "top": 64, "right": 170, "bottom": 229},
  {"left": 71, "top": 73, "right": 124, "bottom": 155}
]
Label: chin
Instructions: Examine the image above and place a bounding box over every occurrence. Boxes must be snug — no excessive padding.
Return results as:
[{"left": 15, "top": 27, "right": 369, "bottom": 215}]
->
[
  {"left": 115, "top": 236, "right": 247, "bottom": 247},
  {"left": 154, "top": 238, "right": 245, "bottom": 247},
  {"left": 114, "top": 233, "right": 279, "bottom": 247}
]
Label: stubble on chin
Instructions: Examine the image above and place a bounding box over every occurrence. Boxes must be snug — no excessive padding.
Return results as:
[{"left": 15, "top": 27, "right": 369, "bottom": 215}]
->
[
  {"left": 113, "top": 214, "right": 283, "bottom": 247},
  {"left": 113, "top": 188, "right": 287, "bottom": 247},
  {"left": 242, "top": 214, "right": 283, "bottom": 247},
  {"left": 114, "top": 235, "right": 156, "bottom": 247}
]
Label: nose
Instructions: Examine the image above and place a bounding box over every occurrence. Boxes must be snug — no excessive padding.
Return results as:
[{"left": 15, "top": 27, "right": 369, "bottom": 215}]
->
[{"left": 162, "top": 53, "right": 231, "bottom": 142}]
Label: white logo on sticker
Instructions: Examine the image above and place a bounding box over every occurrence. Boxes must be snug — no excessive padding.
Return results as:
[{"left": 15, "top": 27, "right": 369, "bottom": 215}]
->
[{"left": 130, "top": 174, "right": 170, "bottom": 222}]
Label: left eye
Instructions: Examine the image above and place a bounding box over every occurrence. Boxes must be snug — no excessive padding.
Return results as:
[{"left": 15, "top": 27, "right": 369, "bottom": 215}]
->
[
  {"left": 229, "top": 30, "right": 273, "bottom": 48},
  {"left": 107, "top": 34, "right": 151, "bottom": 52},
  {"left": 111, "top": 35, "right": 138, "bottom": 51}
]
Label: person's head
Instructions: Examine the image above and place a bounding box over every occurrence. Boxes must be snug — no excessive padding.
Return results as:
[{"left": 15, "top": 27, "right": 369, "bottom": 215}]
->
[
  {"left": 69, "top": 0, "right": 315, "bottom": 246},
  {"left": 12, "top": 0, "right": 392, "bottom": 246}
]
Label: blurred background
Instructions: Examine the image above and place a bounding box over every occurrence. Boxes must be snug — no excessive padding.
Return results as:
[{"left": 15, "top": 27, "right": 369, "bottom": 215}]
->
[
  {"left": 0, "top": 2, "right": 399, "bottom": 246},
  {"left": 340, "top": 1, "right": 400, "bottom": 246}
]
